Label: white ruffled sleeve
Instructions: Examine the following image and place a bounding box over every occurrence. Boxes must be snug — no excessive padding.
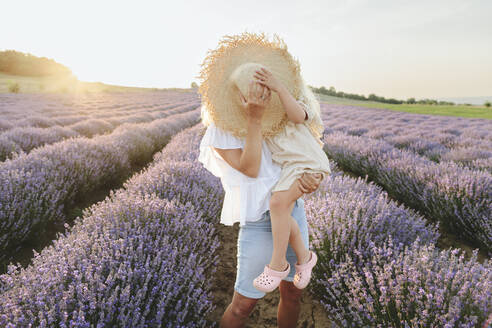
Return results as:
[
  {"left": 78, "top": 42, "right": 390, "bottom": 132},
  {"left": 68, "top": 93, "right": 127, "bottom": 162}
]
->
[{"left": 198, "top": 122, "right": 244, "bottom": 179}]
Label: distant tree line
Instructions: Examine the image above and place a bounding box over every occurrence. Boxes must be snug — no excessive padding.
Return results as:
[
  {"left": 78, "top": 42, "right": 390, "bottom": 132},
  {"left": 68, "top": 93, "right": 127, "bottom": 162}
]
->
[
  {"left": 310, "top": 85, "right": 457, "bottom": 106},
  {"left": 0, "top": 50, "right": 72, "bottom": 77}
]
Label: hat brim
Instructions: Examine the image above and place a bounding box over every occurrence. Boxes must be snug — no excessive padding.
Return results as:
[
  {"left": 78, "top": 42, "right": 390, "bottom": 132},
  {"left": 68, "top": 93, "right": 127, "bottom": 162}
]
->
[{"left": 198, "top": 31, "right": 303, "bottom": 138}]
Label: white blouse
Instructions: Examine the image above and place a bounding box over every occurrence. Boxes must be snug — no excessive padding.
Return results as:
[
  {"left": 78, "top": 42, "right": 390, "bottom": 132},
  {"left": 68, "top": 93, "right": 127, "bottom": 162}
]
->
[{"left": 198, "top": 121, "right": 282, "bottom": 227}]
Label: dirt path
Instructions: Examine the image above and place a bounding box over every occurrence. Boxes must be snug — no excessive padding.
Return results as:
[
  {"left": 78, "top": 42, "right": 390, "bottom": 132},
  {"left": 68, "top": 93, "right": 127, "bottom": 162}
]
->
[{"left": 205, "top": 222, "right": 335, "bottom": 327}]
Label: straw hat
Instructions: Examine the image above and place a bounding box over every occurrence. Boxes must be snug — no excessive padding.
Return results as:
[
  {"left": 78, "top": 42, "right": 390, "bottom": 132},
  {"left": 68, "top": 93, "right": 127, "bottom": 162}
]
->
[{"left": 197, "top": 31, "right": 305, "bottom": 139}]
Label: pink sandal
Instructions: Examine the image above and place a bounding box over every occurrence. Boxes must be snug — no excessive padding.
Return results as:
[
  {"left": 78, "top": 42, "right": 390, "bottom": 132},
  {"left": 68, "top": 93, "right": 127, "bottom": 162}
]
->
[
  {"left": 293, "top": 250, "right": 317, "bottom": 289},
  {"left": 253, "top": 262, "right": 291, "bottom": 293}
]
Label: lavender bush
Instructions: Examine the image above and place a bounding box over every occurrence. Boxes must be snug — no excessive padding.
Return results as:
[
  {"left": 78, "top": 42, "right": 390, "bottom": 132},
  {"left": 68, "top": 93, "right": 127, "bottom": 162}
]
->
[
  {"left": 0, "top": 191, "right": 219, "bottom": 327},
  {"left": 123, "top": 127, "right": 224, "bottom": 221},
  {"left": 0, "top": 126, "right": 79, "bottom": 161},
  {"left": 304, "top": 174, "right": 439, "bottom": 266},
  {"left": 0, "top": 119, "right": 13, "bottom": 132},
  {"left": 310, "top": 235, "right": 491, "bottom": 327}
]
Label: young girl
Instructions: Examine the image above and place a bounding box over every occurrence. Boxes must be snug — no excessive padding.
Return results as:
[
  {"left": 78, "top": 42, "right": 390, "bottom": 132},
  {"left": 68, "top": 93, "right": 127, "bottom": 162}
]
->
[{"left": 247, "top": 67, "right": 331, "bottom": 293}]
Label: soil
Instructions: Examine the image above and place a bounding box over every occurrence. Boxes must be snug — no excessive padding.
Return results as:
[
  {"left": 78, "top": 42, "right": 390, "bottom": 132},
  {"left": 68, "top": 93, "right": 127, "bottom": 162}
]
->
[{"left": 205, "top": 221, "right": 336, "bottom": 327}]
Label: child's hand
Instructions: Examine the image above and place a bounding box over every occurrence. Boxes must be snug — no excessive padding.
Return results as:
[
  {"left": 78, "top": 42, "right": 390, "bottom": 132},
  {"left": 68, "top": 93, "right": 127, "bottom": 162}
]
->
[
  {"left": 254, "top": 67, "right": 284, "bottom": 93},
  {"left": 255, "top": 68, "right": 303, "bottom": 123},
  {"left": 298, "top": 173, "right": 323, "bottom": 193}
]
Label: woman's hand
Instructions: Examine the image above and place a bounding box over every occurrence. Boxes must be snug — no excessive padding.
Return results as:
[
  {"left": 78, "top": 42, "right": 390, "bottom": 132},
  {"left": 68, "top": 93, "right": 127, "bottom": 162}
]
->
[
  {"left": 254, "top": 67, "right": 284, "bottom": 93},
  {"left": 297, "top": 172, "right": 323, "bottom": 194},
  {"left": 239, "top": 80, "right": 272, "bottom": 121}
]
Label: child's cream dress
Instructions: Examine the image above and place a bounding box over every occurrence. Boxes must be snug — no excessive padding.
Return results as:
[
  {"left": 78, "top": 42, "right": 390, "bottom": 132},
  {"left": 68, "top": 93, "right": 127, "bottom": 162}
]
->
[{"left": 264, "top": 94, "right": 331, "bottom": 192}]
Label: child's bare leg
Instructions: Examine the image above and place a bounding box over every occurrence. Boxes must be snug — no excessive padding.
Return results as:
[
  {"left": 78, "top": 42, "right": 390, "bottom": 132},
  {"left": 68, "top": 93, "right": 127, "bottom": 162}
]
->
[
  {"left": 288, "top": 215, "right": 311, "bottom": 265},
  {"left": 268, "top": 179, "right": 305, "bottom": 272}
]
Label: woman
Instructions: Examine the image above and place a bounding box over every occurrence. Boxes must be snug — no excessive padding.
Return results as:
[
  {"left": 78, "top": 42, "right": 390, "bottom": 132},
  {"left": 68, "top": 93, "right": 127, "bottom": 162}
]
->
[{"left": 198, "top": 81, "right": 323, "bottom": 327}]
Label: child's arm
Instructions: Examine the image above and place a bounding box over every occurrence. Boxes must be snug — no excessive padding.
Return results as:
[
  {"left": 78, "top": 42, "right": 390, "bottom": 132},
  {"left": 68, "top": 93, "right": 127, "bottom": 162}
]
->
[
  {"left": 276, "top": 84, "right": 307, "bottom": 124},
  {"left": 254, "top": 67, "right": 307, "bottom": 124}
]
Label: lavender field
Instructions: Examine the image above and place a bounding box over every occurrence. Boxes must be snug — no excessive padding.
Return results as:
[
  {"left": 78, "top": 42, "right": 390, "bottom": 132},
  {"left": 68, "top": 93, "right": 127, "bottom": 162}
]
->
[
  {"left": 0, "top": 91, "right": 201, "bottom": 268},
  {"left": 320, "top": 103, "right": 492, "bottom": 258},
  {"left": 321, "top": 104, "right": 492, "bottom": 173},
  {"left": 0, "top": 92, "right": 200, "bottom": 161},
  {"left": 0, "top": 94, "right": 491, "bottom": 327}
]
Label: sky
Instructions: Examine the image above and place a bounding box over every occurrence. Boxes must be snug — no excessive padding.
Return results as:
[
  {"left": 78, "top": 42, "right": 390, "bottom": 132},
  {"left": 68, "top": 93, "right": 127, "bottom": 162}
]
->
[{"left": 2, "top": 0, "right": 491, "bottom": 100}]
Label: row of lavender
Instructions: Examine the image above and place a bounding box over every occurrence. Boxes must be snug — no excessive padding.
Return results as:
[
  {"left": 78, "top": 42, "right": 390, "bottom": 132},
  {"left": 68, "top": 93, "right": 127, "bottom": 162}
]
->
[
  {"left": 0, "top": 102, "right": 198, "bottom": 161},
  {"left": 0, "top": 108, "right": 201, "bottom": 264},
  {"left": 298, "top": 158, "right": 491, "bottom": 326},
  {"left": 0, "top": 100, "right": 191, "bottom": 128},
  {"left": 0, "top": 91, "right": 199, "bottom": 128},
  {"left": 320, "top": 103, "right": 492, "bottom": 141},
  {"left": 320, "top": 104, "right": 492, "bottom": 173},
  {"left": 0, "top": 124, "right": 224, "bottom": 327},
  {"left": 322, "top": 130, "right": 492, "bottom": 256}
]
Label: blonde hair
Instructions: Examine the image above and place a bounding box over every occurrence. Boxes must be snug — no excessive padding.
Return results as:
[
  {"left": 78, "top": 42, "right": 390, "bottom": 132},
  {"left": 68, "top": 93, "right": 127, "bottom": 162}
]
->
[
  {"left": 298, "top": 75, "right": 324, "bottom": 144},
  {"left": 200, "top": 103, "right": 213, "bottom": 127}
]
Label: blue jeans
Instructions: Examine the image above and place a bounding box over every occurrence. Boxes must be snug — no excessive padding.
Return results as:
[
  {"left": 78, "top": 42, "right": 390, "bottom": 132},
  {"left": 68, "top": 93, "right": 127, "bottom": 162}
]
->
[{"left": 234, "top": 198, "right": 309, "bottom": 299}]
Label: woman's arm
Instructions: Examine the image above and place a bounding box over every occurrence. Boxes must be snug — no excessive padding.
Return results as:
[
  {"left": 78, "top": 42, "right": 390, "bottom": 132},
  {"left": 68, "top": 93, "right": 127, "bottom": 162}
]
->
[
  {"left": 213, "top": 81, "right": 270, "bottom": 178},
  {"left": 213, "top": 117, "right": 263, "bottom": 178}
]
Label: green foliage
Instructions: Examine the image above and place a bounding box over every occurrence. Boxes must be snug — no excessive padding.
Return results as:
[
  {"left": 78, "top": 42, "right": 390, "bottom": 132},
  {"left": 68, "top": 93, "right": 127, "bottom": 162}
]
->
[
  {"left": 191, "top": 81, "right": 198, "bottom": 89},
  {"left": 485, "top": 101, "right": 491, "bottom": 107},
  {"left": 8, "top": 82, "right": 20, "bottom": 93},
  {"left": 311, "top": 85, "right": 456, "bottom": 106},
  {"left": 0, "top": 50, "right": 72, "bottom": 77}
]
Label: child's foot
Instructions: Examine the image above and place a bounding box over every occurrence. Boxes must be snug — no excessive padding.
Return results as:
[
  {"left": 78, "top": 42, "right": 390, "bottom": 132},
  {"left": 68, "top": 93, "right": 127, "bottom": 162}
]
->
[
  {"left": 253, "top": 262, "right": 291, "bottom": 293},
  {"left": 293, "top": 250, "right": 317, "bottom": 289}
]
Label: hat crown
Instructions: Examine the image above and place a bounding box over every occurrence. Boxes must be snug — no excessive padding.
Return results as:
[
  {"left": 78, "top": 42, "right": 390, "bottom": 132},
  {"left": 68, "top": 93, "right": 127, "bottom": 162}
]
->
[{"left": 229, "top": 62, "right": 267, "bottom": 99}]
